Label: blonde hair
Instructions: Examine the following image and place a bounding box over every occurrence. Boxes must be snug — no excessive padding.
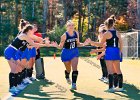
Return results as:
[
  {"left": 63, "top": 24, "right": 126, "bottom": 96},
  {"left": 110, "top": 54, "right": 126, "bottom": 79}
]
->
[
  {"left": 66, "top": 20, "right": 74, "bottom": 27},
  {"left": 109, "top": 15, "right": 116, "bottom": 22},
  {"left": 104, "top": 18, "right": 114, "bottom": 29}
]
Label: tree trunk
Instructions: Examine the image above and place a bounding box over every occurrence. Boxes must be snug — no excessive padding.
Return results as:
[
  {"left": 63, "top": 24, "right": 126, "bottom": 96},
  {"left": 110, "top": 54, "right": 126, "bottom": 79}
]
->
[
  {"left": 62, "top": 0, "right": 66, "bottom": 23},
  {"left": 103, "top": 0, "right": 106, "bottom": 19},
  {"left": 0, "top": 3, "right": 2, "bottom": 45},
  {"left": 78, "top": 0, "right": 82, "bottom": 41},
  {"left": 32, "top": 0, "right": 35, "bottom": 19},
  {"left": 15, "top": 0, "right": 18, "bottom": 28},
  {"left": 21, "top": 0, "right": 25, "bottom": 18},
  {"left": 88, "top": 0, "right": 90, "bottom": 32},
  {"left": 42, "top": 0, "right": 48, "bottom": 37},
  {"left": 137, "top": 0, "right": 140, "bottom": 29}
]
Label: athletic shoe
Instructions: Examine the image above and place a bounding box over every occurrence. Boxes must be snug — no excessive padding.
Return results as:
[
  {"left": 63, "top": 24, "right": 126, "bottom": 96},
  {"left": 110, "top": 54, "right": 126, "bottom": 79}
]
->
[
  {"left": 66, "top": 78, "right": 71, "bottom": 85},
  {"left": 16, "top": 84, "right": 26, "bottom": 90},
  {"left": 25, "top": 77, "right": 32, "bottom": 84},
  {"left": 103, "top": 77, "right": 109, "bottom": 84},
  {"left": 9, "top": 86, "right": 20, "bottom": 93},
  {"left": 23, "top": 78, "right": 30, "bottom": 84},
  {"left": 19, "top": 83, "right": 27, "bottom": 88},
  {"left": 71, "top": 83, "right": 77, "bottom": 90},
  {"left": 104, "top": 88, "right": 115, "bottom": 93},
  {"left": 30, "top": 77, "right": 36, "bottom": 81},
  {"left": 114, "top": 87, "right": 126, "bottom": 92},
  {"left": 99, "top": 77, "right": 105, "bottom": 81}
]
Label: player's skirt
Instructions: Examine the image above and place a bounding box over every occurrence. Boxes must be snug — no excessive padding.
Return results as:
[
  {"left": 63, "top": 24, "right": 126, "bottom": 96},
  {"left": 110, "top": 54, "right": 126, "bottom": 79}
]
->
[
  {"left": 61, "top": 48, "right": 79, "bottom": 62},
  {"left": 105, "top": 47, "right": 122, "bottom": 61},
  {"left": 20, "top": 48, "right": 30, "bottom": 61},
  {"left": 4, "top": 45, "right": 21, "bottom": 61},
  {"left": 29, "top": 47, "right": 36, "bottom": 58}
]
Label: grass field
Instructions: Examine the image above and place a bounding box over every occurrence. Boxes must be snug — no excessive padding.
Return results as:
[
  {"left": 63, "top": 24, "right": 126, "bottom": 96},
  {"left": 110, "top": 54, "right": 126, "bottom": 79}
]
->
[
  {"left": 40, "top": 47, "right": 95, "bottom": 57},
  {"left": 0, "top": 57, "right": 140, "bottom": 100}
]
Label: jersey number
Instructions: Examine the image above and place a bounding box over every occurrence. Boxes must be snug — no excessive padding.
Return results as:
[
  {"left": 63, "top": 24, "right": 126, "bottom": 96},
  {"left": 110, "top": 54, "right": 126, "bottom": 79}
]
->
[
  {"left": 114, "top": 38, "right": 116, "bottom": 47},
  {"left": 70, "top": 42, "right": 75, "bottom": 49}
]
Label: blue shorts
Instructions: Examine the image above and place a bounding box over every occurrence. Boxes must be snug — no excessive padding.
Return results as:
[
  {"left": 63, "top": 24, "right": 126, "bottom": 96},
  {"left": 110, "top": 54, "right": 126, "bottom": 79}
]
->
[
  {"left": 61, "top": 48, "right": 79, "bottom": 62},
  {"left": 20, "top": 48, "right": 30, "bottom": 61},
  {"left": 4, "top": 46, "right": 20, "bottom": 60},
  {"left": 105, "top": 47, "right": 121, "bottom": 61},
  {"left": 29, "top": 47, "right": 36, "bottom": 58}
]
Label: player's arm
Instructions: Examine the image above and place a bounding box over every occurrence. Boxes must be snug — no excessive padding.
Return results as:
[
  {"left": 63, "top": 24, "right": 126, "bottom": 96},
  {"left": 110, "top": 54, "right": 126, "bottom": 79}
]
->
[{"left": 76, "top": 32, "right": 89, "bottom": 47}]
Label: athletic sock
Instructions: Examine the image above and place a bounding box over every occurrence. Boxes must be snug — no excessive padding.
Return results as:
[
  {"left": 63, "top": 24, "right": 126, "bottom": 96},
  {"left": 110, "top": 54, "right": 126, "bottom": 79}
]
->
[
  {"left": 108, "top": 74, "right": 114, "bottom": 89},
  {"left": 72, "top": 71, "right": 78, "bottom": 84},
  {"left": 17, "top": 72, "right": 22, "bottom": 85},
  {"left": 26, "top": 68, "right": 30, "bottom": 78},
  {"left": 22, "top": 69, "right": 25, "bottom": 80},
  {"left": 9, "top": 73, "right": 15, "bottom": 88},
  {"left": 118, "top": 74, "right": 123, "bottom": 88},
  {"left": 14, "top": 73, "right": 18, "bottom": 87},
  {"left": 113, "top": 73, "right": 118, "bottom": 87},
  {"left": 28, "top": 68, "right": 33, "bottom": 78},
  {"left": 25, "top": 68, "right": 28, "bottom": 78},
  {"left": 65, "top": 70, "right": 70, "bottom": 79}
]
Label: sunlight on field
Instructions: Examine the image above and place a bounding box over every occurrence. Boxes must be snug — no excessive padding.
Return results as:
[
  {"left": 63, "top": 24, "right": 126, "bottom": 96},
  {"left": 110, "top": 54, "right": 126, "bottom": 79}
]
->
[{"left": 0, "top": 57, "right": 140, "bottom": 100}]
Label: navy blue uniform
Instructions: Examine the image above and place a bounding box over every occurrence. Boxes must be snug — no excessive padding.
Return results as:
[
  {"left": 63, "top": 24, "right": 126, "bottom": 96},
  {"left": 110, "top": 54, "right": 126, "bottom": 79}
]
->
[
  {"left": 61, "top": 31, "right": 79, "bottom": 62},
  {"left": 105, "top": 30, "right": 121, "bottom": 61},
  {"left": 4, "top": 37, "right": 28, "bottom": 60}
]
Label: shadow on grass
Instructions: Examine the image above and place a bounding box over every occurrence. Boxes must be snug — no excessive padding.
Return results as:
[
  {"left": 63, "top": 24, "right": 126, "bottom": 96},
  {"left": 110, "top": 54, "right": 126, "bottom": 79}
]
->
[
  {"left": 70, "top": 90, "right": 103, "bottom": 100},
  {"left": 114, "top": 82, "right": 140, "bottom": 100},
  {"left": 16, "top": 79, "right": 67, "bottom": 100}
]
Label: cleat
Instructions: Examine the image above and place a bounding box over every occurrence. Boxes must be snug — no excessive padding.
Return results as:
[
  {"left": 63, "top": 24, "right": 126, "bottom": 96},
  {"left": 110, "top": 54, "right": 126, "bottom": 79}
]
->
[
  {"left": 114, "top": 87, "right": 126, "bottom": 92},
  {"left": 103, "top": 77, "right": 109, "bottom": 84},
  {"left": 66, "top": 78, "right": 71, "bottom": 85},
  {"left": 99, "top": 77, "right": 105, "bottom": 81},
  {"left": 16, "top": 84, "right": 26, "bottom": 90},
  {"left": 30, "top": 77, "right": 36, "bottom": 81},
  {"left": 9, "top": 86, "right": 20, "bottom": 94},
  {"left": 71, "top": 83, "right": 77, "bottom": 90},
  {"left": 25, "top": 77, "right": 32, "bottom": 84},
  {"left": 104, "top": 88, "right": 115, "bottom": 93}
]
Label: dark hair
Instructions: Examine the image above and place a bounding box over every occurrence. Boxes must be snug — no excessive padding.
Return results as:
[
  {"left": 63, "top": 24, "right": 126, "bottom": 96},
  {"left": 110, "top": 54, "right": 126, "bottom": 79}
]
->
[
  {"left": 102, "top": 29, "right": 106, "bottom": 33},
  {"left": 18, "top": 19, "right": 29, "bottom": 31},
  {"left": 104, "top": 18, "right": 114, "bottom": 29},
  {"left": 22, "top": 25, "right": 33, "bottom": 34}
]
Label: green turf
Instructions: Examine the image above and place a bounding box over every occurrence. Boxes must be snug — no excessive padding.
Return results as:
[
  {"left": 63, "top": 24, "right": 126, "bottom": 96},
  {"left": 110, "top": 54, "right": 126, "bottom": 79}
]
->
[{"left": 40, "top": 47, "right": 93, "bottom": 57}]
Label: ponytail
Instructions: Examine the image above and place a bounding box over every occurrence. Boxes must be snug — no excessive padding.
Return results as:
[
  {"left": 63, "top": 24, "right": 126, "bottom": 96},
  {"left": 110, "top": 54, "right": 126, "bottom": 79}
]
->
[
  {"left": 22, "top": 25, "right": 33, "bottom": 34},
  {"left": 18, "top": 19, "right": 29, "bottom": 31}
]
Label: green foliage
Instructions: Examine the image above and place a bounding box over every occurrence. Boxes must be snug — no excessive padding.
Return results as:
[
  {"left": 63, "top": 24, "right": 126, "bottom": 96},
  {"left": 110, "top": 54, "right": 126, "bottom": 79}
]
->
[
  {"left": 107, "top": 0, "right": 128, "bottom": 15},
  {"left": 0, "top": 0, "right": 131, "bottom": 56},
  {"left": 48, "top": 26, "right": 66, "bottom": 43}
]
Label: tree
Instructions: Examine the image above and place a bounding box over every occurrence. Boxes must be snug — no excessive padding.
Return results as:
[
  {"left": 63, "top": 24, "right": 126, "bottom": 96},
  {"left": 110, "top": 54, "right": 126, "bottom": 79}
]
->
[
  {"left": 137, "top": 0, "right": 140, "bottom": 29},
  {"left": 42, "top": 0, "right": 48, "bottom": 37}
]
